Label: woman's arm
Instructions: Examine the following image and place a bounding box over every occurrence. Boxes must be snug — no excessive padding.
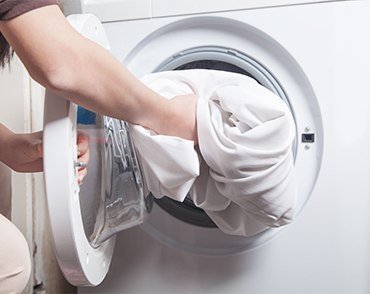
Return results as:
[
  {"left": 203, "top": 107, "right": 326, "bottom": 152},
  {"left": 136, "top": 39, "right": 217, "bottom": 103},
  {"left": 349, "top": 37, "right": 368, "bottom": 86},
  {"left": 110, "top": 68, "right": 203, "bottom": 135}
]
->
[{"left": 0, "top": 5, "right": 197, "bottom": 142}]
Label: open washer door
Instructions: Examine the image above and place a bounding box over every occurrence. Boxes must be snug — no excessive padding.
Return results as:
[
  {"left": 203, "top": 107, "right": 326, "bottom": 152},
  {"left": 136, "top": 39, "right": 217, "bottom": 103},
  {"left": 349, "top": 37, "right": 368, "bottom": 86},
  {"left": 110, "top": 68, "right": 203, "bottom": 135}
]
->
[{"left": 43, "top": 14, "right": 149, "bottom": 287}]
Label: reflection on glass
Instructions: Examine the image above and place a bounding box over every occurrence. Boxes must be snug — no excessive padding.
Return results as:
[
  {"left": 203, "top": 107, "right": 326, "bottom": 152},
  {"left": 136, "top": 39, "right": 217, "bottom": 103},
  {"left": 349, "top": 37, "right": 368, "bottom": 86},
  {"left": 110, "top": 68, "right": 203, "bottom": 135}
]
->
[{"left": 77, "top": 107, "right": 152, "bottom": 247}]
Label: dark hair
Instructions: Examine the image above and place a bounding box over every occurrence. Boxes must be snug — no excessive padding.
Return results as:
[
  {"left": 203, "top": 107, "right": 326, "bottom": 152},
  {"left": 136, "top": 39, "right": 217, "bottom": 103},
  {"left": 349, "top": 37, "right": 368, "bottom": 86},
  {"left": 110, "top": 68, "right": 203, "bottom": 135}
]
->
[{"left": 0, "top": 33, "right": 13, "bottom": 68}]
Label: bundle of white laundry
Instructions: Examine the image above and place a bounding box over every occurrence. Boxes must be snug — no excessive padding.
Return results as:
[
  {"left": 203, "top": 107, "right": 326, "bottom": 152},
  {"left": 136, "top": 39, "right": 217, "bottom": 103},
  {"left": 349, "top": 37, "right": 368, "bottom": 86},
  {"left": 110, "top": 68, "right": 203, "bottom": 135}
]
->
[{"left": 130, "top": 69, "right": 297, "bottom": 236}]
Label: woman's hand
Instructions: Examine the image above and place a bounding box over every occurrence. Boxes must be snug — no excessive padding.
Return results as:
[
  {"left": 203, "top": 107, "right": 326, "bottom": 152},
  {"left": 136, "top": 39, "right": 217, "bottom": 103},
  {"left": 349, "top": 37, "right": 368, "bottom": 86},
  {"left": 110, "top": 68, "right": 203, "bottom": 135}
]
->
[
  {"left": 0, "top": 125, "right": 90, "bottom": 183},
  {"left": 0, "top": 130, "right": 43, "bottom": 173}
]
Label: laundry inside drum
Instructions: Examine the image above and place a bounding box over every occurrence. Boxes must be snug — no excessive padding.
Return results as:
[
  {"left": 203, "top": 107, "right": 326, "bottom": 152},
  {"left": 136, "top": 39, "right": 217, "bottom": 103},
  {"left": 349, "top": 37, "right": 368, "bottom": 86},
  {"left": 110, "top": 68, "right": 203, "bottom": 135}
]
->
[
  {"left": 153, "top": 59, "right": 268, "bottom": 228},
  {"left": 77, "top": 107, "right": 152, "bottom": 247}
]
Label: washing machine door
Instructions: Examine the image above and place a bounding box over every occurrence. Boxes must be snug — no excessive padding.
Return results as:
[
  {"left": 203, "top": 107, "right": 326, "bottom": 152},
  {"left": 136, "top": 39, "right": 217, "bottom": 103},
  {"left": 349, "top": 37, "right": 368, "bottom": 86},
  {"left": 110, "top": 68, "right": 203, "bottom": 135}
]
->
[{"left": 43, "top": 14, "right": 149, "bottom": 287}]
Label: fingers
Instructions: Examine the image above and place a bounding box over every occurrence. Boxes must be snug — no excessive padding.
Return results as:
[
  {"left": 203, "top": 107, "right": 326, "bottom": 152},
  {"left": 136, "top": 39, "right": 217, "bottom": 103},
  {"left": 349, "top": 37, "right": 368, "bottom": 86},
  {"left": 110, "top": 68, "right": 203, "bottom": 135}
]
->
[
  {"left": 77, "top": 131, "right": 89, "bottom": 156},
  {"left": 78, "top": 167, "right": 87, "bottom": 185},
  {"left": 77, "top": 131, "right": 90, "bottom": 184},
  {"left": 77, "top": 131, "right": 90, "bottom": 167},
  {"left": 78, "top": 146, "right": 90, "bottom": 166},
  {"left": 77, "top": 158, "right": 88, "bottom": 185},
  {"left": 7, "top": 130, "right": 90, "bottom": 176}
]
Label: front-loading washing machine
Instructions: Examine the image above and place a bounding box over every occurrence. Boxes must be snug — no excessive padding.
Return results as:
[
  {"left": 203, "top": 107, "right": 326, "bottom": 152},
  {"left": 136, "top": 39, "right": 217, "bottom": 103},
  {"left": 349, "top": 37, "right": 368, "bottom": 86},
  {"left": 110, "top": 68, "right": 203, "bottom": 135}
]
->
[{"left": 42, "top": 0, "right": 370, "bottom": 293}]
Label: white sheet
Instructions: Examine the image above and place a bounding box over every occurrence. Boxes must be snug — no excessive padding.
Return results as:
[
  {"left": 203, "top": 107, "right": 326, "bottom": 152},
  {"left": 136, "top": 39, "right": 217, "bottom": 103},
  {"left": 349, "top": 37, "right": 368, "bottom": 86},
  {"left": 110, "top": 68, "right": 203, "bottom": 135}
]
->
[{"left": 130, "top": 69, "right": 297, "bottom": 236}]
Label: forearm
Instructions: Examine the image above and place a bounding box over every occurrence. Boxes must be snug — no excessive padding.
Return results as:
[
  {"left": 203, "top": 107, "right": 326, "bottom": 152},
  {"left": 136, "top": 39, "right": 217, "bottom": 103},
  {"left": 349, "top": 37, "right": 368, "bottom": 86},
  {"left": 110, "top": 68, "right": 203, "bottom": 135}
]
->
[
  {"left": 0, "top": 5, "right": 171, "bottom": 131},
  {"left": 51, "top": 40, "right": 172, "bottom": 130},
  {"left": 48, "top": 37, "right": 172, "bottom": 131}
]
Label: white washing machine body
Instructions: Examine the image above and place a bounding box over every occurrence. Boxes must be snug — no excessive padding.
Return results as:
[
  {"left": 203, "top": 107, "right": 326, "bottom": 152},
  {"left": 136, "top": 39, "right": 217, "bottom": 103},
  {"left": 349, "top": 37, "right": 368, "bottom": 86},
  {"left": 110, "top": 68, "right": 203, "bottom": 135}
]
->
[{"left": 44, "top": 0, "right": 370, "bottom": 293}]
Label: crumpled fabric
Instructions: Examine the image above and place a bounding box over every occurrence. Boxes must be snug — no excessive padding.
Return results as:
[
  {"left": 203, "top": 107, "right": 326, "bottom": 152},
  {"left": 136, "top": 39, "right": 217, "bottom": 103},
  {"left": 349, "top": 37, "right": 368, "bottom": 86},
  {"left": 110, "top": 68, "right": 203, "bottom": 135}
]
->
[{"left": 130, "top": 69, "right": 297, "bottom": 236}]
